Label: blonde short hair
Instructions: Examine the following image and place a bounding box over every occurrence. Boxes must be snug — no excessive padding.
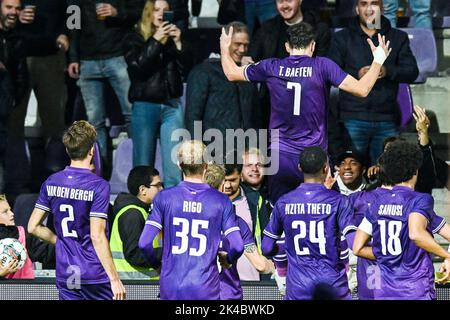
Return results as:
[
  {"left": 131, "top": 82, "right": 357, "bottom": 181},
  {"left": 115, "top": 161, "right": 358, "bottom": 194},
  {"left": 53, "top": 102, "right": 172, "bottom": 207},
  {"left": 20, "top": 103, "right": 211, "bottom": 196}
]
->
[
  {"left": 204, "top": 164, "right": 225, "bottom": 190},
  {"left": 0, "top": 194, "right": 6, "bottom": 202},
  {"left": 177, "top": 140, "right": 207, "bottom": 176}
]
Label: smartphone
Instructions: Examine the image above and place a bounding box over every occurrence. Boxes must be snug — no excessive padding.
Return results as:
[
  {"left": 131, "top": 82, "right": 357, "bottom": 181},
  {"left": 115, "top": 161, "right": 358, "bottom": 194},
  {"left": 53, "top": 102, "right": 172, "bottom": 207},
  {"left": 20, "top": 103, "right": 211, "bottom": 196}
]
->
[{"left": 163, "top": 11, "right": 174, "bottom": 23}]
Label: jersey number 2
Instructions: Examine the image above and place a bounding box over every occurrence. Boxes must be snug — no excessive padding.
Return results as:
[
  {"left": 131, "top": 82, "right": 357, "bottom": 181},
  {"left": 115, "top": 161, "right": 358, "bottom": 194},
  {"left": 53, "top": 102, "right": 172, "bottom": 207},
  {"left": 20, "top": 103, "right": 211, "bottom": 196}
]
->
[
  {"left": 60, "top": 204, "right": 78, "bottom": 238},
  {"left": 287, "top": 82, "right": 302, "bottom": 116}
]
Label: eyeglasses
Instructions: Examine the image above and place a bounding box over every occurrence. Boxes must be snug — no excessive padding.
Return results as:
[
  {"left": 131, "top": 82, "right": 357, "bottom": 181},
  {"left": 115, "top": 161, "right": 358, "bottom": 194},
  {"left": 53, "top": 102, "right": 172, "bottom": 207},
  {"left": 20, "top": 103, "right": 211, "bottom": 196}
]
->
[{"left": 148, "top": 182, "right": 164, "bottom": 189}]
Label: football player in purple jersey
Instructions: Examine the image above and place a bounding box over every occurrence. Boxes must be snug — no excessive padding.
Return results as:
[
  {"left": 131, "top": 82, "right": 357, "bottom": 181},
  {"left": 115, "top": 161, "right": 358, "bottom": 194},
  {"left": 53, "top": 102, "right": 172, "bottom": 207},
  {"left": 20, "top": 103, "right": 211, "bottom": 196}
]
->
[
  {"left": 139, "top": 140, "right": 244, "bottom": 300},
  {"left": 353, "top": 140, "right": 450, "bottom": 299},
  {"left": 220, "top": 21, "right": 391, "bottom": 204},
  {"left": 28, "top": 120, "right": 126, "bottom": 300},
  {"left": 262, "top": 146, "right": 364, "bottom": 300}
]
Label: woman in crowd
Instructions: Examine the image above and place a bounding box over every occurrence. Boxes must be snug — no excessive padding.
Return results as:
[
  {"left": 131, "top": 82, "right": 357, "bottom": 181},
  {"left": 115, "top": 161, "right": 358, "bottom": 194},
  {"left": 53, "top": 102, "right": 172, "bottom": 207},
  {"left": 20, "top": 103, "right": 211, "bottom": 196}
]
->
[{"left": 124, "top": 0, "right": 190, "bottom": 188}]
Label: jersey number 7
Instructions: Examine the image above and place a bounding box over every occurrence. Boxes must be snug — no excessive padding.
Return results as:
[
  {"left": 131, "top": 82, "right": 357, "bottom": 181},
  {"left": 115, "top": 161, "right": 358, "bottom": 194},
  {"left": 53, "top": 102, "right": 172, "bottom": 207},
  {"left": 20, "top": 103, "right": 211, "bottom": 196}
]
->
[{"left": 287, "top": 82, "right": 302, "bottom": 116}]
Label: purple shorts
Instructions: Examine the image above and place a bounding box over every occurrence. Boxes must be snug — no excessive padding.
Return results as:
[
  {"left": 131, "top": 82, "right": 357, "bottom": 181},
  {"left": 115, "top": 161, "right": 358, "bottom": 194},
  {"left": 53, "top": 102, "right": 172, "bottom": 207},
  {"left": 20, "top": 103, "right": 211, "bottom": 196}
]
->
[
  {"left": 267, "top": 149, "right": 304, "bottom": 205},
  {"left": 57, "top": 280, "right": 113, "bottom": 300}
]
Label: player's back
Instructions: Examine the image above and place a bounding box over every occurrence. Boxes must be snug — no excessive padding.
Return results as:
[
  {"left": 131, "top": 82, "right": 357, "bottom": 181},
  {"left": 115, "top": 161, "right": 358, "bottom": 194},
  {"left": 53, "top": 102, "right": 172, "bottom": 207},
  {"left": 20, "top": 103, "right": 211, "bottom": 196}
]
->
[
  {"left": 273, "top": 183, "right": 356, "bottom": 299},
  {"left": 366, "top": 186, "right": 435, "bottom": 299},
  {"left": 35, "top": 166, "right": 110, "bottom": 285},
  {"left": 245, "top": 56, "right": 347, "bottom": 154},
  {"left": 156, "top": 181, "right": 237, "bottom": 300}
]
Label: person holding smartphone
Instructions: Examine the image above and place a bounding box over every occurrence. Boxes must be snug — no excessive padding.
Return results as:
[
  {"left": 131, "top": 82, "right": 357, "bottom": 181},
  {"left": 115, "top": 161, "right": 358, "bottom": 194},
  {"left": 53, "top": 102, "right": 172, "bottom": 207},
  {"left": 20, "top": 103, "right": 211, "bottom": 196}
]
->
[{"left": 124, "top": 0, "right": 191, "bottom": 188}]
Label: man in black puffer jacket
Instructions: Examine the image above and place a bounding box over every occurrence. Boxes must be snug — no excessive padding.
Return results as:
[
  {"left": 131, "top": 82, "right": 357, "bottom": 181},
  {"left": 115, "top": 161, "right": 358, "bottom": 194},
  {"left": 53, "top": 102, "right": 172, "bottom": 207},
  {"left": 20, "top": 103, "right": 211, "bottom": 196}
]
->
[{"left": 185, "top": 21, "right": 260, "bottom": 142}]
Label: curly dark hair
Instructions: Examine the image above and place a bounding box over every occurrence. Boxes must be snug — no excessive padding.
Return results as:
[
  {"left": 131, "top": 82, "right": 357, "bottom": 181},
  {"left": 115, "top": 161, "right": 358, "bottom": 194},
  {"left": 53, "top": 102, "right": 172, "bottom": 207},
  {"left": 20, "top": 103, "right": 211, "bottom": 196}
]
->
[
  {"left": 286, "top": 22, "right": 315, "bottom": 50},
  {"left": 378, "top": 140, "right": 423, "bottom": 185}
]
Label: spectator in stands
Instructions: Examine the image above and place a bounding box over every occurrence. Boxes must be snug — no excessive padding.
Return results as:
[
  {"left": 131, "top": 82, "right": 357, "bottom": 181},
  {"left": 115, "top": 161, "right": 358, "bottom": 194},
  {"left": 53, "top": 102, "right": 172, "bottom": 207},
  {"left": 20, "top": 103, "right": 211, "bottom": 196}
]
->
[
  {"left": 330, "top": 150, "right": 368, "bottom": 195},
  {"left": 110, "top": 166, "right": 163, "bottom": 280},
  {"left": 384, "top": 0, "right": 432, "bottom": 29},
  {"left": 240, "top": 148, "right": 271, "bottom": 254},
  {"left": 0, "top": 194, "right": 55, "bottom": 279},
  {"left": 185, "top": 21, "right": 260, "bottom": 140},
  {"left": 367, "top": 105, "right": 449, "bottom": 194},
  {"left": 243, "top": 0, "right": 278, "bottom": 36},
  {"left": 223, "top": 159, "right": 260, "bottom": 281},
  {"left": 167, "top": 0, "right": 201, "bottom": 32},
  {"left": 67, "top": 0, "right": 144, "bottom": 166},
  {"left": 0, "top": 0, "right": 27, "bottom": 193},
  {"left": 6, "top": 0, "right": 69, "bottom": 197},
  {"left": 328, "top": 0, "right": 419, "bottom": 165},
  {"left": 124, "top": 0, "right": 191, "bottom": 188},
  {"left": 244, "top": 0, "right": 331, "bottom": 129}
]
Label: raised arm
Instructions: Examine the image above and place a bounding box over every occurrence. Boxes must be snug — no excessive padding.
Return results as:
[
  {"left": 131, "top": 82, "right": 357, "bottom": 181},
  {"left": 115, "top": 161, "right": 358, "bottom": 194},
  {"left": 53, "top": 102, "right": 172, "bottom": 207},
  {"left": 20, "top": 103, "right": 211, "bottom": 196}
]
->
[
  {"left": 338, "top": 33, "right": 391, "bottom": 98},
  {"left": 220, "top": 26, "right": 246, "bottom": 81}
]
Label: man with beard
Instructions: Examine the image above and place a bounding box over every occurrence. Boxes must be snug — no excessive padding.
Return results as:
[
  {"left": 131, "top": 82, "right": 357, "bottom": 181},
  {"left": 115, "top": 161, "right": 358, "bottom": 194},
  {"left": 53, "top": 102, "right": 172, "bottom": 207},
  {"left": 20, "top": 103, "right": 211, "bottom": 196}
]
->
[
  {"left": 0, "top": 0, "right": 27, "bottom": 192},
  {"left": 328, "top": 0, "right": 419, "bottom": 166}
]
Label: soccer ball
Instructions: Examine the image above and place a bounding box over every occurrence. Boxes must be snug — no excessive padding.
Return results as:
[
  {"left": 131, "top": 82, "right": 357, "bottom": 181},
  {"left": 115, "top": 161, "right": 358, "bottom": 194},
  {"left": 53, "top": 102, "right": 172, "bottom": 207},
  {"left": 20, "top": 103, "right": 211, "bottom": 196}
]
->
[{"left": 0, "top": 238, "right": 27, "bottom": 270}]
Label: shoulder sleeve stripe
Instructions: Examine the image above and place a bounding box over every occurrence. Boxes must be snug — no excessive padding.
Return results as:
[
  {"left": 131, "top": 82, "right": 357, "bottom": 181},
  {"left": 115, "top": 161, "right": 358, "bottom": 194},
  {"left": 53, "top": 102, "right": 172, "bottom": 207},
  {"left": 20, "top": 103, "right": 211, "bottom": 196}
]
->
[
  {"left": 342, "top": 225, "right": 358, "bottom": 236},
  {"left": 243, "top": 64, "right": 251, "bottom": 82},
  {"left": 224, "top": 226, "right": 240, "bottom": 237},
  {"left": 145, "top": 221, "right": 163, "bottom": 230},
  {"left": 35, "top": 204, "right": 50, "bottom": 212},
  {"left": 90, "top": 212, "right": 108, "bottom": 218},
  {"left": 263, "top": 230, "right": 280, "bottom": 240},
  {"left": 433, "top": 219, "right": 446, "bottom": 234}
]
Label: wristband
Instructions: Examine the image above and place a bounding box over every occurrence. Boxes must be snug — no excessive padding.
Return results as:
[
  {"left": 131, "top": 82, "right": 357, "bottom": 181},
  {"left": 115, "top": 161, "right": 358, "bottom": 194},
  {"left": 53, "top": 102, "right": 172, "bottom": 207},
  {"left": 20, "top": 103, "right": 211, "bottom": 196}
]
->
[{"left": 373, "top": 46, "right": 387, "bottom": 65}]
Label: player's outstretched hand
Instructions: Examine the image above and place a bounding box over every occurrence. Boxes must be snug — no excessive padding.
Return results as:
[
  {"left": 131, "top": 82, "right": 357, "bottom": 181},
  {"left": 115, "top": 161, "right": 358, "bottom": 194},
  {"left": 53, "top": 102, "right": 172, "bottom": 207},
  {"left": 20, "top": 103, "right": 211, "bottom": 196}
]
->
[
  {"left": 0, "top": 259, "right": 19, "bottom": 277},
  {"left": 367, "top": 33, "right": 392, "bottom": 65},
  {"left": 438, "top": 258, "right": 450, "bottom": 284},
  {"left": 220, "top": 26, "right": 233, "bottom": 53},
  {"left": 111, "top": 278, "right": 126, "bottom": 300}
]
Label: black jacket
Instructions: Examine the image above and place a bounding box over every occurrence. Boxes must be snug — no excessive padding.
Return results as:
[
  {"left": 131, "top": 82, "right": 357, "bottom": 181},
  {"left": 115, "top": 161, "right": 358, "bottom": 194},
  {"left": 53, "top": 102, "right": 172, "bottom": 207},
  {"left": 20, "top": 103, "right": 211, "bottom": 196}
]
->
[
  {"left": 0, "top": 225, "right": 56, "bottom": 269},
  {"left": 18, "top": 0, "right": 68, "bottom": 57},
  {"left": 0, "top": 29, "right": 28, "bottom": 107},
  {"left": 185, "top": 57, "right": 260, "bottom": 136},
  {"left": 328, "top": 16, "right": 419, "bottom": 122},
  {"left": 124, "top": 32, "right": 191, "bottom": 103},
  {"left": 68, "top": 0, "right": 145, "bottom": 63},
  {"left": 241, "top": 182, "right": 272, "bottom": 236},
  {"left": 112, "top": 193, "right": 152, "bottom": 268},
  {"left": 248, "top": 11, "right": 331, "bottom": 61},
  {"left": 366, "top": 141, "right": 440, "bottom": 194}
]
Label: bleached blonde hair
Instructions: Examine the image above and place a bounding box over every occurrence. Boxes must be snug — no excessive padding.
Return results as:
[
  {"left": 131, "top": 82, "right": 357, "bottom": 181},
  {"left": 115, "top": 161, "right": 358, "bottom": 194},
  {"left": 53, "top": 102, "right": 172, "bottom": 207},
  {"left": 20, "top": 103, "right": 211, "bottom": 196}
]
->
[
  {"left": 204, "top": 164, "right": 225, "bottom": 190},
  {"left": 177, "top": 140, "right": 207, "bottom": 176}
]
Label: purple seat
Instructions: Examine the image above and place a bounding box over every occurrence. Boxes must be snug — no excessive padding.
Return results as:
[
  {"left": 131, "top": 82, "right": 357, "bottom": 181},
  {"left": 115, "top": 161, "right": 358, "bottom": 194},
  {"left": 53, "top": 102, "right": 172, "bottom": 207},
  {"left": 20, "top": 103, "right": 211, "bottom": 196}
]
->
[
  {"left": 109, "top": 138, "right": 133, "bottom": 194},
  {"left": 400, "top": 28, "right": 437, "bottom": 83},
  {"left": 397, "top": 83, "right": 414, "bottom": 129},
  {"left": 93, "top": 141, "right": 102, "bottom": 177}
]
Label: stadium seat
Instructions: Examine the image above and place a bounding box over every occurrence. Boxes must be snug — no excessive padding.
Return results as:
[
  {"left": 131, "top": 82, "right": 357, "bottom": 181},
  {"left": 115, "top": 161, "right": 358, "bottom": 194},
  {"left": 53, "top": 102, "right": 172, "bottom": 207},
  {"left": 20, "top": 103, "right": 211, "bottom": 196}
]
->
[
  {"left": 109, "top": 138, "right": 133, "bottom": 194},
  {"left": 13, "top": 193, "right": 39, "bottom": 228},
  {"left": 400, "top": 28, "right": 437, "bottom": 83},
  {"left": 397, "top": 83, "right": 414, "bottom": 129},
  {"left": 93, "top": 141, "right": 102, "bottom": 177}
]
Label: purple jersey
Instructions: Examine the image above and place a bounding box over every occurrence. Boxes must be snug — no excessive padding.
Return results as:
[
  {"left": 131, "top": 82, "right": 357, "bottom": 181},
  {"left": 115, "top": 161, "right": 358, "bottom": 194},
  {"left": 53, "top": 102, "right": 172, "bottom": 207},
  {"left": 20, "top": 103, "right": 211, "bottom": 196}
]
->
[
  {"left": 145, "top": 181, "right": 240, "bottom": 300},
  {"left": 361, "top": 186, "right": 437, "bottom": 300},
  {"left": 220, "top": 216, "right": 255, "bottom": 300},
  {"left": 35, "top": 166, "right": 110, "bottom": 285},
  {"left": 263, "top": 183, "right": 357, "bottom": 300},
  {"left": 244, "top": 56, "right": 347, "bottom": 154}
]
